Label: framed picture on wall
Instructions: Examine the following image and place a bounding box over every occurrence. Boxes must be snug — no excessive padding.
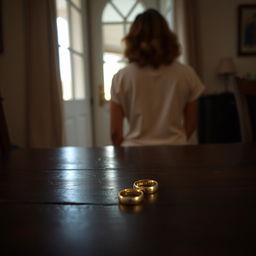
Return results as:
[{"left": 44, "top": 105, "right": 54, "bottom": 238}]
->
[{"left": 238, "top": 4, "right": 256, "bottom": 56}]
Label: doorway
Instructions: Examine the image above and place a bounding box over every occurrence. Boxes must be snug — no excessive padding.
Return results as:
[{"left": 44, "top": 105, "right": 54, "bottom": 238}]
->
[
  {"left": 56, "top": 0, "right": 174, "bottom": 146},
  {"left": 89, "top": 0, "right": 160, "bottom": 146}
]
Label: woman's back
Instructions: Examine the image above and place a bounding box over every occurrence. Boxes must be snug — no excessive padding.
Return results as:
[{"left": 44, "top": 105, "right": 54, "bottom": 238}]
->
[
  {"left": 111, "top": 61, "right": 204, "bottom": 146},
  {"left": 110, "top": 9, "right": 204, "bottom": 146}
]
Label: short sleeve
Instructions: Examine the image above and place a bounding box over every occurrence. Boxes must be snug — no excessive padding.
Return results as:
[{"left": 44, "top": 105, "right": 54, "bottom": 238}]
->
[
  {"left": 111, "top": 73, "right": 122, "bottom": 104},
  {"left": 186, "top": 67, "right": 205, "bottom": 102}
]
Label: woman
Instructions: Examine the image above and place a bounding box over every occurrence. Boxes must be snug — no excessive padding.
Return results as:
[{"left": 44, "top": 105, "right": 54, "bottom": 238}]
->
[{"left": 110, "top": 9, "right": 204, "bottom": 146}]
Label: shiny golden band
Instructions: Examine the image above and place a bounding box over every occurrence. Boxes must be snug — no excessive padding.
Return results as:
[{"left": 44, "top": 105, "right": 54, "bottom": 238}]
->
[
  {"left": 118, "top": 188, "right": 144, "bottom": 205},
  {"left": 133, "top": 179, "right": 159, "bottom": 194}
]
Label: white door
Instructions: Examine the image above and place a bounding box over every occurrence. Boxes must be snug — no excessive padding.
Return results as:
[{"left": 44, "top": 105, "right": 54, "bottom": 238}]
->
[
  {"left": 89, "top": 0, "right": 161, "bottom": 146},
  {"left": 56, "top": 0, "right": 93, "bottom": 146}
]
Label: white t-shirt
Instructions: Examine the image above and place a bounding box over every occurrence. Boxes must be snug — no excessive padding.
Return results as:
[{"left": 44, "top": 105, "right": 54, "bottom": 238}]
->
[{"left": 111, "top": 61, "right": 205, "bottom": 146}]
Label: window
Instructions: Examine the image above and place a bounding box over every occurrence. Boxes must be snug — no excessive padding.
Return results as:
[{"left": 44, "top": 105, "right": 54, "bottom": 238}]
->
[
  {"left": 56, "top": 0, "right": 86, "bottom": 101},
  {"left": 102, "top": 0, "right": 145, "bottom": 101},
  {"left": 160, "top": 0, "right": 174, "bottom": 30}
]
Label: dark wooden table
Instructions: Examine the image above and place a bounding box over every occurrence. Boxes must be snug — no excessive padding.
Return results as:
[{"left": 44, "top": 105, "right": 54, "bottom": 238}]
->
[{"left": 1, "top": 144, "right": 256, "bottom": 255}]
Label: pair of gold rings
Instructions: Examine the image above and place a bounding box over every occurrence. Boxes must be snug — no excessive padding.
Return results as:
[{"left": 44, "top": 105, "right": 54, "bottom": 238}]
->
[{"left": 118, "top": 179, "right": 159, "bottom": 205}]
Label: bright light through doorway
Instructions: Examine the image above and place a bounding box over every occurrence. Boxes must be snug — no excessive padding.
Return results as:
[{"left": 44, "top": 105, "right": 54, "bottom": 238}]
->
[
  {"left": 102, "top": 0, "right": 145, "bottom": 101},
  {"left": 103, "top": 53, "right": 125, "bottom": 101},
  {"left": 57, "top": 17, "right": 72, "bottom": 101}
]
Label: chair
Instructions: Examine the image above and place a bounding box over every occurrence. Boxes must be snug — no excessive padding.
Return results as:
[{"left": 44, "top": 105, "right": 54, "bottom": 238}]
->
[
  {"left": 0, "top": 92, "right": 11, "bottom": 156},
  {"left": 234, "top": 77, "right": 256, "bottom": 143}
]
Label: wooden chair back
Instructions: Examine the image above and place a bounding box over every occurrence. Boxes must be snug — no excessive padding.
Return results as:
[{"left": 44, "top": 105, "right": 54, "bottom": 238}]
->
[{"left": 234, "top": 77, "right": 256, "bottom": 143}]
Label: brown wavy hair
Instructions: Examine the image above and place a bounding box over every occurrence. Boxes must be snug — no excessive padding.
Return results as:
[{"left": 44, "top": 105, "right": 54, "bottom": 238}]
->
[{"left": 123, "top": 9, "right": 180, "bottom": 68}]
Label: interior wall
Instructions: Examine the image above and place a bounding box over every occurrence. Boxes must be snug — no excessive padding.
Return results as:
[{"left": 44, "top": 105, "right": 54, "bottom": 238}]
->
[
  {"left": 0, "top": 0, "right": 26, "bottom": 147},
  {"left": 198, "top": 0, "right": 256, "bottom": 94}
]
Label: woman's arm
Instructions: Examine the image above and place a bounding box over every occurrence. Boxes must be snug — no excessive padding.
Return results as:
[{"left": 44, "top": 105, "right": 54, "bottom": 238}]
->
[
  {"left": 110, "top": 101, "right": 124, "bottom": 146},
  {"left": 183, "top": 100, "right": 198, "bottom": 140}
]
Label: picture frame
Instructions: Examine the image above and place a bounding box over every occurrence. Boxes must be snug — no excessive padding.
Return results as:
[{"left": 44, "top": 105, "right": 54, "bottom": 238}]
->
[{"left": 238, "top": 4, "right": 256, "bottom": 56}]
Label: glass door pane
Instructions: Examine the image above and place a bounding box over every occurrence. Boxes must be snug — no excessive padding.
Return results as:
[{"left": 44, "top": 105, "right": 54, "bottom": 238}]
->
[
  {"left": 102, "top": 0, "right": 145, "bottom": 100},
  {"left": 127, "top": 3, "right": 144, "bottom": 22},
  {"left": 56, "top": 0, "right": 72, "bottom": 100},
  {"left": 103, "top": 53, "right": 125, "bottom": 100},
  {"left": 102, "top": 24, "right": 124, "bottom": 53},
  {"left": 73, "top": 54, "right": 85, "bottom": 99},
  {"left": 59, "top": 47, "right": 72, "bottom": 100},
  {"left": 102, "top": 3, "right": 123, "bottom": 22},
  {"left": 112, "top": 0, "right": 137, "bottom": 17},
  {"left": 71, "top": 6, "right": 83, "bottom": 53}
]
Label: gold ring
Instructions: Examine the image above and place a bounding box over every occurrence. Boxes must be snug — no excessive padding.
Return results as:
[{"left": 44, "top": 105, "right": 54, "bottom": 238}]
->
[
  {"left": 133, "top": 179, "right": 159, "bottom": 194},
  {"left": 118, "top": 188, "right": 144, "bottom": 205}
]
